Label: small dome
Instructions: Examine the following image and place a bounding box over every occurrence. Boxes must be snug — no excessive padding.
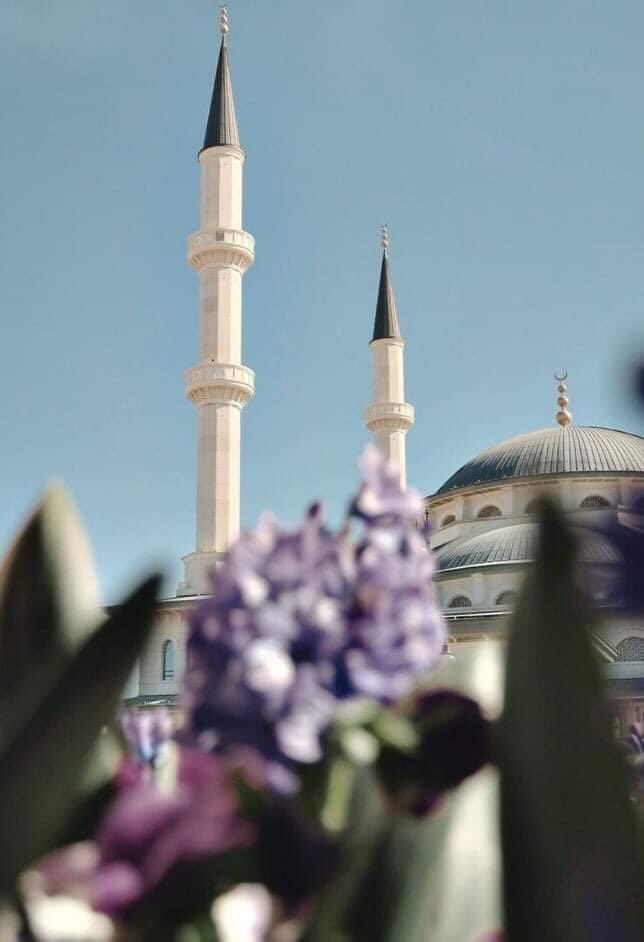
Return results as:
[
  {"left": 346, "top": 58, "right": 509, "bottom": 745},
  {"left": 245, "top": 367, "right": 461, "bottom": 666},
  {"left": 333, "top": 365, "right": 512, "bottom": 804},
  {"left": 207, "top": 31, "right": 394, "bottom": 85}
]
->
[
  {"left": 436, "top": 522, "right": 619, "bottom": 572},
  {"left": 436, "top": 426, "right": 644, "bottom": 495}
]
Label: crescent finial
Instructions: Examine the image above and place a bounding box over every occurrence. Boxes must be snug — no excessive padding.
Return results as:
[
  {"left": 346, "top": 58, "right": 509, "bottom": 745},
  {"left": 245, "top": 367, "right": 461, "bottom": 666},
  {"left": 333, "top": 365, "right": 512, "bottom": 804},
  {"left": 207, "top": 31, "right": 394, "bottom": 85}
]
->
[
  {"left": 554, "top": 371, "right": 572, "bottom": 427},
  {"left": 220, "top": 5, "right": 229, "bottom": 40}
]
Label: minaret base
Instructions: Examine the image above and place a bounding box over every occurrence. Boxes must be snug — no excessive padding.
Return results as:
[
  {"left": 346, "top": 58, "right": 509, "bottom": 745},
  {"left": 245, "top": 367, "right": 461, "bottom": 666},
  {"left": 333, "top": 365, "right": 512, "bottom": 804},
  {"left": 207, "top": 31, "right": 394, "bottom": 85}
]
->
[{"left": 178, "top": 550, "right": 227, "bottom": 597}]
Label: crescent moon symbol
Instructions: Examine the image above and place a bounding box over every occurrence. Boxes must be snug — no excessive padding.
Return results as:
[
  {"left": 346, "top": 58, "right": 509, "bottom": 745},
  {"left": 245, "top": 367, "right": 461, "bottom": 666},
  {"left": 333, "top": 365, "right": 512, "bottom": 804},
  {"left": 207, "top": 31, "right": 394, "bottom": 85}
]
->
[{"left": 554, "top": 370, "right": 568, "bottom": 382}]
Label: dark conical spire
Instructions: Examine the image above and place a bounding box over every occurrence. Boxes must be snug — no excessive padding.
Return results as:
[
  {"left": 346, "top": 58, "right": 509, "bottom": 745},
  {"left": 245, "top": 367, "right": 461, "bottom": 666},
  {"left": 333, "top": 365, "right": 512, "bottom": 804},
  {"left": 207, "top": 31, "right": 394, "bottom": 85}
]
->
[
  {"left": 371, "top": 236, "right": 401, "bottom": 341},
  {"left": 203, "top": 26, "right": 240, "bottom": 151}
]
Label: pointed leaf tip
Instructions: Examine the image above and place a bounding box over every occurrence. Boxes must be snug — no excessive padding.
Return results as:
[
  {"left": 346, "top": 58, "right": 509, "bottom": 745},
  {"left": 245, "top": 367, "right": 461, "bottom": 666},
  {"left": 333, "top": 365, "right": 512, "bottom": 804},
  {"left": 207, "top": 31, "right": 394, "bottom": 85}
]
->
[
  {"left": 0, "top": 484, "right": 102, "bottom": 724},
  {"left": 0, "top": 571, "right": 161, "bottom": 891}
]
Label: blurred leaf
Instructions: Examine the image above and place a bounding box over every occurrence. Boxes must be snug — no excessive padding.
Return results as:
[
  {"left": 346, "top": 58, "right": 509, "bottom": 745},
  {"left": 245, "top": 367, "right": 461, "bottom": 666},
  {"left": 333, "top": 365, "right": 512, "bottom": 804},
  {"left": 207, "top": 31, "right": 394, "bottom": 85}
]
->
[
  {"left": 301, "top": 765, "right": 387, "bottom": 942},
  {"left": 304, "top": 643, "right": 504, "bottom": 942},
  {"left": 500, "top": 499, "right": 644, "bottom": 942},
  {"left": 346, "top": 642, "right": 503, "bottom": 942},
  {"left": 0, "top": 486, "right": 102, "bottom": 732},
  {"left": 0, "top": 574, "right": 160, "bottom": 894},
  {"left": 58, "top": 730, "right": 122, "bottom": 845}
]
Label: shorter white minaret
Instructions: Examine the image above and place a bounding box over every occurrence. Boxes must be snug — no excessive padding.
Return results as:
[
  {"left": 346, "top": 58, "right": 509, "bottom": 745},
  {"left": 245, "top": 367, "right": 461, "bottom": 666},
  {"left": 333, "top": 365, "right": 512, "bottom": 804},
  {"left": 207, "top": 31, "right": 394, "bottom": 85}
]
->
[{"left": 364, "top": 227, "right": 415, "bottom": 486}]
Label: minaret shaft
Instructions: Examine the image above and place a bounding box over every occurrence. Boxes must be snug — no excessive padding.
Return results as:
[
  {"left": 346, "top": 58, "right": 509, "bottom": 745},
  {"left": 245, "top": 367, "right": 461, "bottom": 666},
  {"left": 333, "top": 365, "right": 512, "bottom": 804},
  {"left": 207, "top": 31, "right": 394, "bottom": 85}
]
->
[
  {"left": 200, "top": 151, "right": 243, "bottom": 229},
  {"left": 366, "top": 337, "right": 413, "bottom": 487},
  {"left": 372, "top": 341, "right": 405, "bottom": 403},
  {"left": 196, "top": 404, "right": 241, "bottom": 554},
  {"left": 199, "top": 267, "right": 242, "bottom": 362}
]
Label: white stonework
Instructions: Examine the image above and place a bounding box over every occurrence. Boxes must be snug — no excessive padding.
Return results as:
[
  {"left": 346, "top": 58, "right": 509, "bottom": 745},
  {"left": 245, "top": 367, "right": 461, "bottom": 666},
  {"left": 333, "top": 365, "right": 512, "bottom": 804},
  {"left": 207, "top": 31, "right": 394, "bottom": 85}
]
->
[
  {"left": 124, "top": 599, "right": 193, "bottom": 706},
  {"left": 364, "top": 338, "right": 414, "bottom": 487},
  {"left": 179, "top": 143, "right": 254, "bottom": 595}
]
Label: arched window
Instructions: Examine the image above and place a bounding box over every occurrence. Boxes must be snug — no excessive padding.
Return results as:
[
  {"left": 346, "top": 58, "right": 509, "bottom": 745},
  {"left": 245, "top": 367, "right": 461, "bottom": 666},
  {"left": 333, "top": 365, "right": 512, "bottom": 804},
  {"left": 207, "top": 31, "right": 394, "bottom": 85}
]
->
[
  {"left": 525, "top": 499, "right": 540, "bottom": 514},
  {"left": 496, "top": 590, "right": 518, "bottom": 608},
  {"left": 616, "top": 637, "right": 644, "bottom": 662},
  {"left": 448, "top": 595, "right": 472, "bottom": 609},
  {"left": 162, "top": 640, "right": 175, "bottom": 680},
  {"left": 580, "top": 495, "right": 610, "bottom": 509},
  {"left": 441, "top": 514, "right": 456, "bottom": 528},
  {"left": 477, "top": 505, "right": 501, "bottom": 519}
]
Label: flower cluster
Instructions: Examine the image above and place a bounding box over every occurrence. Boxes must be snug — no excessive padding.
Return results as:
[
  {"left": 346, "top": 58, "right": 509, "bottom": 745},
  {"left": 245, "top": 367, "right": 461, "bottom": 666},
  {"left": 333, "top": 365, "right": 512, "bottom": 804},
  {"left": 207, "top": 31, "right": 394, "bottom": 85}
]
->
[
  {"left": 38, "top": 749, "right": 255, "bottom": 922},
  {"left": 183, "top": 447, "right": 445, "bottom": 775}
]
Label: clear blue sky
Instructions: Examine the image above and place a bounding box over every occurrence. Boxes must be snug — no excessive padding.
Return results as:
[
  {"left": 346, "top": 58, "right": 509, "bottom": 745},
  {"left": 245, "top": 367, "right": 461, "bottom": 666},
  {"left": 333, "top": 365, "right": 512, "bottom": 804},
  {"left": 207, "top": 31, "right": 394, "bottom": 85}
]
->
[{"left": 2, "top": 1, "right": 644, "bottom": 601}]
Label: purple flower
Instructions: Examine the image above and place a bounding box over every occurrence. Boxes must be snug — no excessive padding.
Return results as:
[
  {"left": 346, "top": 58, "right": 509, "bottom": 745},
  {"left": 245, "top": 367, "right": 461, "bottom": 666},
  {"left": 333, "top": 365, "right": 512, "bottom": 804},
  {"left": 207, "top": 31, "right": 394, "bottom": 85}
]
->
[
  {"left": 183, "top": 447, "right": 445, "bottom": 777},
  {"left": 119, "top": 707, "right": 173, "bottom": 767},
  {"left": 39, "top": 748, "right": 255, "bottom": 922},
  {"left": 352, "top": 446, "right": 425, "bottom": 526}
]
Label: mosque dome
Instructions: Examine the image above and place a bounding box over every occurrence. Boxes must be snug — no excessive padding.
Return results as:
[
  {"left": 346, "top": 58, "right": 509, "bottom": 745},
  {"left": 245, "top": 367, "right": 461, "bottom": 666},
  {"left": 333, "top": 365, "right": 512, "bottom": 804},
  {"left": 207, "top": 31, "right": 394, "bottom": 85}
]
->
[
  {"left": 436, "top": 426, "right": 644, "bottom": 495},
  {"left": 436, "top": 521, "right": 620, "bottom": 572}
]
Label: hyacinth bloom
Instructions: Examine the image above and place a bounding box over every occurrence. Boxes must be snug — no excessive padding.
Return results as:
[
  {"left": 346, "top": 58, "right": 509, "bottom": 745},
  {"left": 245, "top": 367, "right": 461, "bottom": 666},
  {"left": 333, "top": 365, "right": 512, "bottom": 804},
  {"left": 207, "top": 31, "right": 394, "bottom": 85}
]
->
[
  {"left": 183, "top": 446, "right": 445, "bottom": 774},
  {"left": 39, "top": 749, "right": 255, "bottom": 921}
]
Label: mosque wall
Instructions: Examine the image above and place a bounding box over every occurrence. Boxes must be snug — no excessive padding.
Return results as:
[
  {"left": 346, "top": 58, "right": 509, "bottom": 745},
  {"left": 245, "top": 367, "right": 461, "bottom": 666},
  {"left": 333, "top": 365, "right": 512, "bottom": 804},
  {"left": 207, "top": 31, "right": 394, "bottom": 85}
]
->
[
  {"left": 427, "top": 475, "right": 644, "bottom": 551},
  {"left": 437, "top": 568, "right": 524, "bottom": 613},
  {"left": 137, "top": 609, "right": 188, "bottom": 698}
]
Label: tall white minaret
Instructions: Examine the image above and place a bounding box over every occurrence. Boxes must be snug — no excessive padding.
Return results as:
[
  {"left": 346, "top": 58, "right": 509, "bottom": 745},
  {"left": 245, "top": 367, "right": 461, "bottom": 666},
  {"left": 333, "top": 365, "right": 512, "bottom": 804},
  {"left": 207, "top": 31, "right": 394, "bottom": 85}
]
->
[
  {"left": 180, "top": 7, "right": 255, "bottom": 595},
  {"left": 364, "top": 227, "right": 415, "bottom": 486}
]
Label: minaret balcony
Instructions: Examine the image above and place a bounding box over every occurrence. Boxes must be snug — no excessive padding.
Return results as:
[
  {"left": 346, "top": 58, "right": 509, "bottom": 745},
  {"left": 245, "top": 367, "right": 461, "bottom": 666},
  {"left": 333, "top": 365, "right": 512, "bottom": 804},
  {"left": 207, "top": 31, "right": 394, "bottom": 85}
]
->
[
  {"left": 364, "top": 401, "right": 415, "bottom": 433},
  {"left": 188, "top": 228, "right": 255, "bottom": 273},
  {"left": 185, "top": 362, "right": 255, "bottom": 407}
]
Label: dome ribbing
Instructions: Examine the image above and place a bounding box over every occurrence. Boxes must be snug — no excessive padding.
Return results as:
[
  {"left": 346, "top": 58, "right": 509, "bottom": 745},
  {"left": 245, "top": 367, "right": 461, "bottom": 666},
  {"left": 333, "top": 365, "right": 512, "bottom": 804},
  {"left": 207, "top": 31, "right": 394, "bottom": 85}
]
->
[
  {"left": 437, "top": 426, "right": 644, "bottom": 495},
  {"left": 436, "top": 522, "right": 619, "bottom": 572}
]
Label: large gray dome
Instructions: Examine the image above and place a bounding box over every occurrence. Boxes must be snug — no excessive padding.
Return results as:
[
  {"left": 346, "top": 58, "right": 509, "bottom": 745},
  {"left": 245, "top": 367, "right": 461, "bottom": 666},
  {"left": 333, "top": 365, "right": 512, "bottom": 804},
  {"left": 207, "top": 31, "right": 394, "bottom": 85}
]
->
[
  {"left": 436, "top": 522, "right": 619, "bottom": 572},
  {"left": 436, "top": 426, "right": 644, "bottom": 495}
]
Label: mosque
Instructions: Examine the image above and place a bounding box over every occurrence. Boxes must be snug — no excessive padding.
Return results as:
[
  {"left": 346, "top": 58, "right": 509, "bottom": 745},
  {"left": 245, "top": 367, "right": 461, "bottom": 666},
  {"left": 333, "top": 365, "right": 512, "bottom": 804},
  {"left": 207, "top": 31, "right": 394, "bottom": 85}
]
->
[{"left": 123, "top": 9, "right": 644, "bottom": 738}]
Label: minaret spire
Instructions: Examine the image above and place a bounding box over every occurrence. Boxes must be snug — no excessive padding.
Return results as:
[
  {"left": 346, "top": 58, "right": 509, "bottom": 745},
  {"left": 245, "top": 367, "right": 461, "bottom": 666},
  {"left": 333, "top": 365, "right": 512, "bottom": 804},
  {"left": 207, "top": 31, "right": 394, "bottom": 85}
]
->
[
  {"left": 372, "top": 225, "right": 401, "bottom": 342},
  {"left": 364, "top": 228, "right": 415, "bottom": 486},
  {"left": 180, "top": 7, "right": 255, "bottom": 595},
  {"left": 203, "top": 6, "right": 240, "bottom": 150}
]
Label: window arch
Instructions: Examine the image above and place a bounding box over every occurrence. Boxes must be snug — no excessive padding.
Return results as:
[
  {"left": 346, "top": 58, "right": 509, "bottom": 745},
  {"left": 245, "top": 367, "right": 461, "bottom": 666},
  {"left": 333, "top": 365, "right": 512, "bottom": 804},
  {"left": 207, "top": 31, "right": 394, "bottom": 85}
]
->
[
  {"left": 448, "top": 595, "right": 472, "bottom": 609},
  {"left": 496, "top": 590, "right": 518, "bottom": 608},
  {"left": 162, "top": 640, "right": 175, "bottom": 680},
  {"left": 616, "top": 637, "right": 644, "bottom": 662},
  {"left": 477, "top": 505, "right": 501, "bottom": 519},
  {"left": 525, "top": 499, "right": 541, "bottom": 514},
  {"left": 441, "top": 514, "right": 456, "bottom": 528},
  {"left": 579, "top": 495, "right": 610, "bottom": 510}
]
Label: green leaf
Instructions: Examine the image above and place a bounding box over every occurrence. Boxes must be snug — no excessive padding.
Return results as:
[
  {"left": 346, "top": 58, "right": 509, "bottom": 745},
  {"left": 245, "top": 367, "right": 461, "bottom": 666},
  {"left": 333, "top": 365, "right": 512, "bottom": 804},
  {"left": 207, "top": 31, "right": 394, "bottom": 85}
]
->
[
  {"left": 0, "top": 486, "right": 102, "bottom": 732},
  {"left": 499, "top": 499, "right": 644, "bottom": 942},
  {"left": 346, "top": 641, "right": 504, "bottom": 942},
  {"left": 304, "top": 642, "right": 504, "bottom": 942},
  {"left": 301, "top": 765, "right": 388, "bottom": 942},
  {"left": 57, "top": 730, "right": 122, "bottom": 844},
  {"left": 0, "top": 573, "right": 160, "bottom": 894}
]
